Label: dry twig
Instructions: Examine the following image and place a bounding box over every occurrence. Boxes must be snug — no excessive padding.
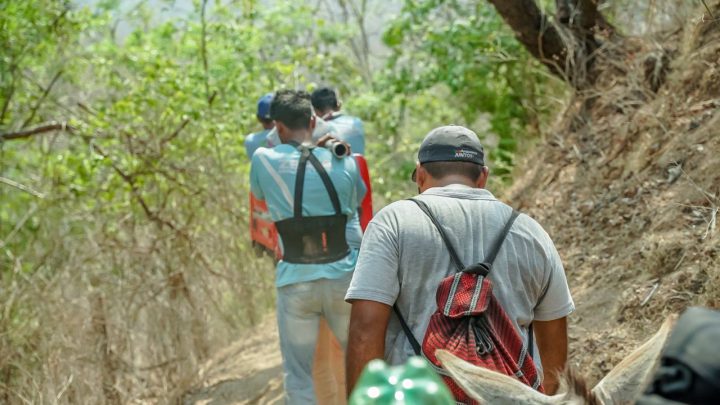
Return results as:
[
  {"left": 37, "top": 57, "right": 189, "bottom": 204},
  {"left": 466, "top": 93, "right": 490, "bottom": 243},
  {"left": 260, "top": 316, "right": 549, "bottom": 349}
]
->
[
  {"left": 0, "top": 176, "right": 45, "bottom": 199},
  {"left": 22, "top": 70, "right": 63, "bottom": 128},
  {"left": 0, "top": 122, "right": 72, "bottom": 141}
]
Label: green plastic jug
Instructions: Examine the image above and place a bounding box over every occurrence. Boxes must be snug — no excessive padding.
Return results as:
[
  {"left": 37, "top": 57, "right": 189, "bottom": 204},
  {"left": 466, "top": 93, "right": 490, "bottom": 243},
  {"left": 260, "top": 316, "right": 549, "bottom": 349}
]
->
[{"left": 349, "top": 356, "right": 454, "bottom": 404}]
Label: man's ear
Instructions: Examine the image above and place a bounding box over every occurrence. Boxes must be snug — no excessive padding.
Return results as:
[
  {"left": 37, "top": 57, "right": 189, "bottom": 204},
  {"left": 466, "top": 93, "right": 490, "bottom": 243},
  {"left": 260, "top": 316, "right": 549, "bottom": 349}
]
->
[
  {"left": 476, "top": 166, "right": 489, "bottom": 188},
  {"left": 309, "top": 115, "right": 317, "bottom": 131},
  {"left": 415, "top": 163, "right": 427, "bottom": 190},
  {"left": 275, "top": 121, "right": 287, "bottom": 139}
]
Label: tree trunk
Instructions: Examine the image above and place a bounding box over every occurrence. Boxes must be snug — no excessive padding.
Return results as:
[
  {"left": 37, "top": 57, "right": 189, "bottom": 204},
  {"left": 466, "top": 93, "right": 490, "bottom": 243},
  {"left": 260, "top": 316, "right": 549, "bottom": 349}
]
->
[
  {"left": 91, "top": 293, "right": 120, "bottom": 404},
  {"left": 488, "top": 0, "right": 613, "bottom": 88}
]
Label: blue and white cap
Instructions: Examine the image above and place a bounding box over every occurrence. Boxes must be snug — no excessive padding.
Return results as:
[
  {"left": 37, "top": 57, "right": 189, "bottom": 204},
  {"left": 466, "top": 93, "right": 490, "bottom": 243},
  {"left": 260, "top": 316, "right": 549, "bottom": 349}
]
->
[{"left": 256, "top": 93, "right": 274, "bottom": 120}]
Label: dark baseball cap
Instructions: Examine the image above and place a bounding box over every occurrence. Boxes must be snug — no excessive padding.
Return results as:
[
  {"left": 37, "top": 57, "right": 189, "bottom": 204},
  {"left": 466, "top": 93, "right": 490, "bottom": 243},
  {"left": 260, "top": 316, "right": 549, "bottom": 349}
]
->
[{"left": 411, "top": 125, "right": 485, "bottom": 181}]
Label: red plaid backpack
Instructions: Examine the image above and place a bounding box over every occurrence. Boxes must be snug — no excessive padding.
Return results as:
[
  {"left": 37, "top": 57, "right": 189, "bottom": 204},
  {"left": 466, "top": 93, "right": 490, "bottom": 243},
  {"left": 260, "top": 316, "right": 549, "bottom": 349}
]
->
[{"left": 393, "top": 198, "right": 544, "bottom": 404}]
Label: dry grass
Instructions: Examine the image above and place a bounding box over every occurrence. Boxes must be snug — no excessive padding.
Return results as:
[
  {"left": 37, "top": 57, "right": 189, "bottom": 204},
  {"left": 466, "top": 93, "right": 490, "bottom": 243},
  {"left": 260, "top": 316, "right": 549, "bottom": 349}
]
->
[{"left": 0, "top": 139, "right": 276, "bottom": 403}]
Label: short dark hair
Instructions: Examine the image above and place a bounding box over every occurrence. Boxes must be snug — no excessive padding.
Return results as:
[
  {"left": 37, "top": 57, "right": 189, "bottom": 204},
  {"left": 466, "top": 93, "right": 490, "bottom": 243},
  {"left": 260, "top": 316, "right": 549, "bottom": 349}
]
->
[
  {"left": 270, "top": 90, "right": 313, "bottom": 130},
  {"left": 422, "top": 161, "right": 484, "bottom": 181},
  {"left": 311, "top": 87, "right": 339, "bottom": 112}
]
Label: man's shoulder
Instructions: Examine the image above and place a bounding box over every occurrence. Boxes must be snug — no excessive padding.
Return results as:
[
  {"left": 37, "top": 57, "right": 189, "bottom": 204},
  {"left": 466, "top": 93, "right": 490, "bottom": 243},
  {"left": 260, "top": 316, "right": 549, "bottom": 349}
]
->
[
  {"left": 370, "top": 199, "right": 417, "bottom": 226},
  {"left": 244, "top": 131, "right": 258, "bottom": 145},
  {"left": 512, "top": 210, "right": 548, "bottom": 232},
  {"left": 349, "top": 114, "right": 364, "bottom": 126},
  {"left": 338, "top": 114, "right": 364, "bottom": 127},
  {"left": 380, "top": 198, "right": 417, "bottom": 212},
  {"left": 508, "top": 210, "right": 556, "bottom": 249},
  {"left": 250, "top": 144, "right": 289, "bottom": 164},
  {"left": 251, "top": 144, "right": 270, "bottom": 158}
]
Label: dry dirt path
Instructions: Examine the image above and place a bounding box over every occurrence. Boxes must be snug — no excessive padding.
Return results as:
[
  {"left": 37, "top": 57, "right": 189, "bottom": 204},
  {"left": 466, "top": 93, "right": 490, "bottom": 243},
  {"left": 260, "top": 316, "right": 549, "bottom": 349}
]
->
[{"left": 183, "top": 315, "right": 283, "bottom": 405}]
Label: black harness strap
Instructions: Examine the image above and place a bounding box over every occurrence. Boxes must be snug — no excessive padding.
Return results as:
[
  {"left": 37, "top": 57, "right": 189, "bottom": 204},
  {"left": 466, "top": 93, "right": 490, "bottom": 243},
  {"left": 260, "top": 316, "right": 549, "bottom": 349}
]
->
[
  {"left": 306, "top": 152, "right": 342, "bottom": 215},
  {"left": 275, "top": 143, "right": 350, "bottom": 264},
  {"left": 292, "top": 145, "right": 342, "bottom": 217},
  {"left": 293, "top": 148, "right": 311, "bottom": 217},
  {"left": 394, "top": 198, "right": 520, "bottom": 356}
]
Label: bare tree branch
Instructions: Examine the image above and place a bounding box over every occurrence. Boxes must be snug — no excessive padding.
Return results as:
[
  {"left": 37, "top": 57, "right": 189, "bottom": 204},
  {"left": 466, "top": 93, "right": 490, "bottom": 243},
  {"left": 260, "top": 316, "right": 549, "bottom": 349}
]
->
[
  {"left": 335, "top": 0, "right": 372, "bottom": 83},
  {"left": 489, "top": 0, "right": 613, "bottom": 88},
  {"left": 0, "top": 75, "right": 16, "bottom": 126},
  {"left": 200, "top": 0, "right": 211, "bottom": 104},
  {"left": 0, "top": 176, "right": 45, "bottom": 199},
  {"left": 86, "top": 134, "right": 227, "bottom": 281},
  {"left": 0, "top": 122, "right": 72, "bottom": 141},
  {"left": 487, "top": 0, "right": 569, "bottom": 80},
  {"left": 22, "top": 70, "right": 63, "bottom": 128},
  {"left": 159, "top": 116, "right": 191, "bottom": 146},
  {"left": 0, "top": 204, "right": 38, "bottom": 249}
]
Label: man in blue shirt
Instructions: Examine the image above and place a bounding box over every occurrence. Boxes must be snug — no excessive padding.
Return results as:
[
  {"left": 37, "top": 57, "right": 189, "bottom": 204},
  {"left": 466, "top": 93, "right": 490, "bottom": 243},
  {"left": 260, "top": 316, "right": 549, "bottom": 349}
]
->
[
  {"left": 311, "top": 87, "right": 366, "bottom": 155},
  {"left": 250, "top": 90, "right": 366, "bottom": 404},
  {"left": 244, "top": 93, "right": 274, "bottom": 158}
]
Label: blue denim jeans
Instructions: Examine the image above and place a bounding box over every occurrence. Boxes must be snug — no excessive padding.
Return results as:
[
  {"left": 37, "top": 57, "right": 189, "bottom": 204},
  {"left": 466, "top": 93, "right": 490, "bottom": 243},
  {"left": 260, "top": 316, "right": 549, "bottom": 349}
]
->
[{"left": 276, "top": 273, "right": 352, "bottom": 404}]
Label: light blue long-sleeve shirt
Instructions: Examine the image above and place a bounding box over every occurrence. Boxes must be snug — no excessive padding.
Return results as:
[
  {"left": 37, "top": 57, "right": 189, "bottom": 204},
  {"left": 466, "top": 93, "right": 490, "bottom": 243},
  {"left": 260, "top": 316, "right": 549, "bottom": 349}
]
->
[
  {"left": 250, "top": 143, "right": 366, "bottom": 287},
  {"left": 244, "top": 128, "right": 272, "bottom": 158},
  {"left": 326, "top": 113, "right": 365, "bottom": 155}
]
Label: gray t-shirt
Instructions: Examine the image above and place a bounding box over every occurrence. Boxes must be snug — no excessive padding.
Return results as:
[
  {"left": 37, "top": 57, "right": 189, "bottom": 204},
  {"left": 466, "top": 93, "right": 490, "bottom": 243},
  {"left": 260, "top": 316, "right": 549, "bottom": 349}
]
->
[{"left": 345, "top": 184, "right": 574, "bottom": 371}]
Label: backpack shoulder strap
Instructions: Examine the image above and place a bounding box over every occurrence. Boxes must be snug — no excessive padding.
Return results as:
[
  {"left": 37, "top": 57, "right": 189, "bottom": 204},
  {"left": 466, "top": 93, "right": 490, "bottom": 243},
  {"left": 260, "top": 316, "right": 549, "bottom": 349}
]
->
[
  {"left": 394, "top": 197, "right": 462, "bottom": 356},
  {"left": 395, "top": 199, "right": 521, "bottom": 356},
  {"left": 484, "top": 209, "right": 520, "bottom": 267},
  {"left": 408, "top": 198, "right": 465, "bottom": 272},
  {"left": 393, "top": 304, "right": 421, "bottom": 356}
]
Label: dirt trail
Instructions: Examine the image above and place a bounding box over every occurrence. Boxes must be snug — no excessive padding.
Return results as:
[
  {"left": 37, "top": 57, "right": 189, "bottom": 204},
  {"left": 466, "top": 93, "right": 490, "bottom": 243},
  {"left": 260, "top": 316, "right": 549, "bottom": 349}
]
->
[{"left": 183, "top": 315, "right": 283, "bottom": 405}]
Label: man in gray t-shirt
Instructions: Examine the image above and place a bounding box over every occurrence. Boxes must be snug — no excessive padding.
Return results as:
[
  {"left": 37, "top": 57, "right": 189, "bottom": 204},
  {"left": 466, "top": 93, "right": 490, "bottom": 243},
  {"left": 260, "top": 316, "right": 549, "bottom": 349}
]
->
[{"left": 345, "top": 125, "right": 574, "bottom": 395}]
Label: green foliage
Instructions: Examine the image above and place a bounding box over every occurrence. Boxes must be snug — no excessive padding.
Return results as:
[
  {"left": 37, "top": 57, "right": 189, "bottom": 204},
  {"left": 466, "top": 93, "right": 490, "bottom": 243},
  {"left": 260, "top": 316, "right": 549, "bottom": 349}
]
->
[
  {"left": 377, "top": 0, "right": 553, "bottom": 178},
  {"left": 0, "top": 1, "right": 364, "bottom": 401}
]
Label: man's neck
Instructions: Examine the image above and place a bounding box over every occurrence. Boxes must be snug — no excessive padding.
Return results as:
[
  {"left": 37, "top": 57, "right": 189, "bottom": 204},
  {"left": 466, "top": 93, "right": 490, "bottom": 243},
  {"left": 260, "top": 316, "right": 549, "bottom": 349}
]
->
[
  {"left": 282, "top": 129, "right": 312, "bottom": 145},
  {"left": 430, "top": 176, "right": 478, "bottom": 189},
  {"left": 420, "top": 176, "right": 479, "bottom": 193},
  {"left": 319, "top": 109, "right": 340, "bottom": 119}
]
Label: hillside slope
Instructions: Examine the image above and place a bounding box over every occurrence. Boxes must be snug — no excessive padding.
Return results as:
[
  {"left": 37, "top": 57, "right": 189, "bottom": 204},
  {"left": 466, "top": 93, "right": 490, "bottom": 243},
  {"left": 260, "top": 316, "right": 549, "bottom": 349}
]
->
[
  {"left": 506, "top": 4, "right": 720, "bottom": 381},
  {"left": 184, "top": 4, "right": 720, "bottom": 401}
]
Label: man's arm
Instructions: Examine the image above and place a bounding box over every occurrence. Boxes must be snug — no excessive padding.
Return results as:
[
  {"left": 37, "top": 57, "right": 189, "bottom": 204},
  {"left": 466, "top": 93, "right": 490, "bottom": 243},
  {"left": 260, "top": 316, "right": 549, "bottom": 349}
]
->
[
  {"left": 346, "top": 300, "right": 392, "bottom": 396},
  {"left": 533, "top": 316, "right": 568, "bottom": 395}
]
